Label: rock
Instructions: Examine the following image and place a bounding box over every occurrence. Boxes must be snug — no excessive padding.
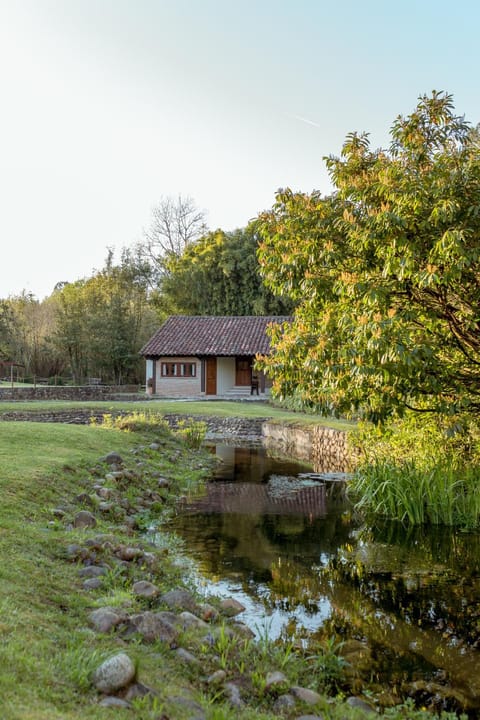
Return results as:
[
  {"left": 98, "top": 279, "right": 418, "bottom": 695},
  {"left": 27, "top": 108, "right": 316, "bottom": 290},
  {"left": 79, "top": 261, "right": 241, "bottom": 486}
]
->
[
  {"left": 83, "top": 577, "right": 103, "bottom": 590},
  {"left": 157, "top": 610, "right": 179, "bottom": 625},
  {"left": 65, "top": 543, "right": 84, "bottom": 560},
  {"left": 273, "top": 693, "right": 296, "bottom": 711},
  {"left": 73, "top": 510, "right": 97, "bottom": 529},
  {"left": 98, "top": 502, "right": 114, "bottom": 513},
  {"left": 291, "top": 686, "right": 322, "bottom": 705},
  {"left": 224, "top": 681, "right": 243, "bottom": 708},
  {"left": 124, "top": 682, "right": 159, "bottom": 701},
  {"left": 207, "top": 670, "right": 227, "bottom": 685},
  {"left": 132, "top": 580, "right": 160, "bottom": 599},
  {"left": 100, "top": 451, "right": 124, "bottom": 465},
  {"left": 198, "top": 603, "right": 218, "bottom": 622},
  {"left": 219, "top": 597, "right": 245, "bottom": 617},
  {"left": 178, "top": 611, "right": 208, "bottom": 630},
  {"left": 230, "top": 621, "right": 255, "bottom": 639},
  {"left": 78, "top": 565, "right": 106, "bottom": 578},
  {"left": 51, "top": 507, "right": 66, "bottom": 518},
  {"left": 296, "top": 715, "right": 324, "bottom": 720},
  {"left": 204, "top": 626, "right": 235, "bottom": 645},
  {"left": 160, "top": 589, "right": 198, "bottom": 612},
  {"left": 115, "top": 546, "right": 144, "bottom": 561},
  {"left": 89, "top": 608, "right": 123, "bottom": 634},
  {"left": 75, "top": 492, "right": 95, "bottom": 506},
  {"left": 346, "top": 696, "right": 377, "bottom": 714},
  {"left": 126, "top": 611, "right": 178, "bottom": 644},
  {"left": 98, "top": 487, "right": 113, "bottom": 499},
  {"left": 93, "top": 652, "right": 135, "bottom": 694},
  {"left": 141, "top": 551, "right": 157, "bottom": 568},
  {"left": 98, "top": 696, "right": 132, "bottom": 708},
  {"left": 175, "top": 648, "right": 200, "bottom": 664},
  {"left": 265, "top": 671, "right": 288, "bottom": 693}
]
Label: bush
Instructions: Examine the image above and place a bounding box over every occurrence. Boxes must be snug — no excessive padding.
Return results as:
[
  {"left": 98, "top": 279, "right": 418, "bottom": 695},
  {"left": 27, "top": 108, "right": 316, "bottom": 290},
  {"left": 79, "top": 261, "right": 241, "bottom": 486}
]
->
[
  {"left": 47, "top": 376, "right": 64, "bottom": 386},
  {"left": 91, "top": 411, "right": 170, "bottom": 436},
  {"left": 175, "top": 418, "right": 207, "bottom": 448}
]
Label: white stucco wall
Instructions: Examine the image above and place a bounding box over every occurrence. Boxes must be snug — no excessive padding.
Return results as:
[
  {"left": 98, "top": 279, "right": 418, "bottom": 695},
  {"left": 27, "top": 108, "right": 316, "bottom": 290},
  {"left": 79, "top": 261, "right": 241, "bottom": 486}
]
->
[
  {"left": 145, "top": 359, "right": 154, "bottom": 385},
  {"left": 216, "top": 357, "right": 236, "bottom": 395}
]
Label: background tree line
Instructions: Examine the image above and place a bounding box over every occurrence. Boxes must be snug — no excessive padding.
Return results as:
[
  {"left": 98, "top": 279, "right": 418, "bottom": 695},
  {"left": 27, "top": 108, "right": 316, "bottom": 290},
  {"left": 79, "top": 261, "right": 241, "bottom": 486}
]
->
[{"left": 0, "top": 196, "right": 292, "bottom": 385}]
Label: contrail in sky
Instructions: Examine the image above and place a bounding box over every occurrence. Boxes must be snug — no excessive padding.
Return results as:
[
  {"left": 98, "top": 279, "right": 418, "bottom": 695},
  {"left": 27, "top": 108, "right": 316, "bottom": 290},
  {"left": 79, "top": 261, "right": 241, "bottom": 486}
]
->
[{"left": 288, "top": 113, "right": 322, "bottom": 128}]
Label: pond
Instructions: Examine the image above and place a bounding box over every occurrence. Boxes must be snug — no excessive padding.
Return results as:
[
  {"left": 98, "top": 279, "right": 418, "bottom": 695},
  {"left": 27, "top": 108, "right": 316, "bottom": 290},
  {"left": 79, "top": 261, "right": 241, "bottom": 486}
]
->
[{"left": 165, "top": 444, "right": 480, "bottom": 714}]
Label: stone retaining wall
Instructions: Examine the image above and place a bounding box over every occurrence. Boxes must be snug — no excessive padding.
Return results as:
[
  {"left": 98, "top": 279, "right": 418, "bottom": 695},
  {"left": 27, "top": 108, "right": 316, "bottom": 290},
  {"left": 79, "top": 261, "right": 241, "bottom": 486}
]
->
[
  {"left": 164, "top": 414, "right": 267, "bottom": 442},
  {"left": 0, "top": 385, "right": 142, "bottom": 401},
  {"left": 262, "top": 421, "right": 351, "bottom": 472},
  {"left": 0, "top": 408, "right": 267, "bottom": 441}
]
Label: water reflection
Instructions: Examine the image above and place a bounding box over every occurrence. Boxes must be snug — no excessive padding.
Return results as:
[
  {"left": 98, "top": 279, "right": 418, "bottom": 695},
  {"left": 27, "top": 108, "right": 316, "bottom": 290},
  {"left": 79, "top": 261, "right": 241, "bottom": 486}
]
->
[
  {"left": 169, "top": 445, "right": 353, "bottom": 638},
  {"left": 166, "top": 445, "right": 480, "bottom": 711}
]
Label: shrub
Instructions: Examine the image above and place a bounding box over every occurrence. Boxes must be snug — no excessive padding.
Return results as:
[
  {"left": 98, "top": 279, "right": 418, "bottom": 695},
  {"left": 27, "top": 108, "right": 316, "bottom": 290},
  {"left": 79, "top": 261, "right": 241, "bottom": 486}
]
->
[
  {"left": 91, "top": 411, "right": 170, "bottom": 436},
  {"left": 175, "top": 418, "right": 207, "bottom": 449}
]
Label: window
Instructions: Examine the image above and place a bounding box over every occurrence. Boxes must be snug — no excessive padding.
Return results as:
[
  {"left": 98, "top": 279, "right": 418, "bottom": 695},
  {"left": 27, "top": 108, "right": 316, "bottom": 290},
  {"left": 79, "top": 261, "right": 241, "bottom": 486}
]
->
[{"left": 161, "top": 362, "right": 196, "bottom": 378}]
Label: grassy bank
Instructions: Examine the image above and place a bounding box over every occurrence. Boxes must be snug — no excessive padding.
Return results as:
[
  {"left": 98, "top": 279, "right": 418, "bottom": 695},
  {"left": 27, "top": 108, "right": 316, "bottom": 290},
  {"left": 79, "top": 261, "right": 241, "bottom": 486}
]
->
[
  {"left": 0, "top": 416, "right": 464, "bottom": 719},
  {"left": 0, "top": 422, "right": 141, "bottom": 719}
]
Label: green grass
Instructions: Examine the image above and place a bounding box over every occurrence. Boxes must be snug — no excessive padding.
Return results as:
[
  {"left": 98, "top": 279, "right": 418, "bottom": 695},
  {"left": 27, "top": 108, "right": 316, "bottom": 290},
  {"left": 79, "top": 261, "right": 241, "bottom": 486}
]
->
[
  {"left": 0, "top": 422, "right": 143, "bottom": 719},
  {"left": 0, "top": 398, "right": 354, "bottom": 430}
]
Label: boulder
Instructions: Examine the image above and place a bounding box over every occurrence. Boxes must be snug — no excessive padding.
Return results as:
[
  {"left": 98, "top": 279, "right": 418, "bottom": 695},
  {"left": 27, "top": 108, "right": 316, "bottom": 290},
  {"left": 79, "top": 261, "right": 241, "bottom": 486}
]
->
[
  {"left": 73, "top": 510, "right": 97, "bottom": 529},
  {"left": 126, "top": 611, "right": 178, "bottom": 644},
  {"left": 93, "top": 652, "right": 135, "bottom": 694}
]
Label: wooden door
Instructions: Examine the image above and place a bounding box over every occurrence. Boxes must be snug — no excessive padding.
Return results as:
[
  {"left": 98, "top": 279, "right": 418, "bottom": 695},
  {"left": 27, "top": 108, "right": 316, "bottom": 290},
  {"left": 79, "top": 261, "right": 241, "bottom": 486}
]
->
[
  {"left": 206, "top": 357, "right": 217, "bottom": 395},
  {"left": 235, "top": 357, "right": 252, "bottom": 386}
]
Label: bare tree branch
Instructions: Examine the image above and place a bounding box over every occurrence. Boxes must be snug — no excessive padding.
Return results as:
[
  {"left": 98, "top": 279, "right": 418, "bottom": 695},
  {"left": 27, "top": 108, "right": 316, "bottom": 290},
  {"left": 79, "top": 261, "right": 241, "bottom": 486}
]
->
[{"left": 140, "top": 195, "right": 208, "bottom": 279}]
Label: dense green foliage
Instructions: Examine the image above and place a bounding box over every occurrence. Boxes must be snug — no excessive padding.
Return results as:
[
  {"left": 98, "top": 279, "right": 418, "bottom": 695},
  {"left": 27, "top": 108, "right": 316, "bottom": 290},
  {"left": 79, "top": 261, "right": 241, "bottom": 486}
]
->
[
  {"left": 0, "top": 250, "right": 157, "bottom": 384},
  {"left": 258, "top": 92, "right": 480, "bottom": 420},
  {"left": 161, "top": 224, "right": 293, "bottom": 315},
  {"left": 52, "top": 249, "right": 157, "bottom": 383}
]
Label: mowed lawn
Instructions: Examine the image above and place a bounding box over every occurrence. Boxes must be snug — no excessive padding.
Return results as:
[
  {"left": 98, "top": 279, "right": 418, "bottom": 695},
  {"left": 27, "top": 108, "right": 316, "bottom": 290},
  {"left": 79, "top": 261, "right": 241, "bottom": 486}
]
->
[{"left": 0, "top": 422, "right": 140, "bottom": 720}]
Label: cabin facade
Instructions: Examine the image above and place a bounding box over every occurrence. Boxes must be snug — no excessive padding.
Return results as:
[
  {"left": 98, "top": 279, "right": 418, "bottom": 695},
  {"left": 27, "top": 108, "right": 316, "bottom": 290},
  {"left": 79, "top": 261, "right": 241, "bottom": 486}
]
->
[{"left": 140, "top": 315, "right": 290, "bottom": 398}]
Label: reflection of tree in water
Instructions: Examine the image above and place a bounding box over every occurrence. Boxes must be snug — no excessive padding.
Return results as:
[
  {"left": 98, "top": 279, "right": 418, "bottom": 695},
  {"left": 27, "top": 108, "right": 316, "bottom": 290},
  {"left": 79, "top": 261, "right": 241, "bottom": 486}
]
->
[
  {"left": 169, "top": 469, "right": 480, "bottom": 710},
  {"left": 314, "top": 522, "right": 480, "bottom": 711},
  {"left": 173, "top": 508, "right": 352, "bottom": 592},
  {"left": 330, "top": 522, "right": 480, "bottom": 645}
]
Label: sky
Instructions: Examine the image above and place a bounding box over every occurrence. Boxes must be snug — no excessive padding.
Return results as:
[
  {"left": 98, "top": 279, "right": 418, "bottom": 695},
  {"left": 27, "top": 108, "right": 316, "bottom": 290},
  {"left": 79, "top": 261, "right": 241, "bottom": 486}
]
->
[{"left": 1, "top": 0, "right": 479, "bottom": 300}]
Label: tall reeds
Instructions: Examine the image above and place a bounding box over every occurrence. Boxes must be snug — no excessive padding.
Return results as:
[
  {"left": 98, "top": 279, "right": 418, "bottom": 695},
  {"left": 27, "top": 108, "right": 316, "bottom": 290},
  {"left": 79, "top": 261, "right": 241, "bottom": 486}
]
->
[{"left": 349, "top": 414, "right": 480, "bottom": 528}]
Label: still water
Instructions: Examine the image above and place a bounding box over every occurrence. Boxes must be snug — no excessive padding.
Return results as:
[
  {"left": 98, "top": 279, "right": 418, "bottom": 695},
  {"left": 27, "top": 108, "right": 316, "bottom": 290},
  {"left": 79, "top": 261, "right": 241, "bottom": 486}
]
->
[{"left": 166, "top": 444, "right": 480, "bottom": 712}]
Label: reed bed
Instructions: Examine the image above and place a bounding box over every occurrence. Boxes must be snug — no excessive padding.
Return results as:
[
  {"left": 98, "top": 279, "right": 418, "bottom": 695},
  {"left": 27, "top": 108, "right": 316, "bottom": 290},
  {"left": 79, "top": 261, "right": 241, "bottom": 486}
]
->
[{"left": 349, "top": 414, "right": 480, "bottom": 528}]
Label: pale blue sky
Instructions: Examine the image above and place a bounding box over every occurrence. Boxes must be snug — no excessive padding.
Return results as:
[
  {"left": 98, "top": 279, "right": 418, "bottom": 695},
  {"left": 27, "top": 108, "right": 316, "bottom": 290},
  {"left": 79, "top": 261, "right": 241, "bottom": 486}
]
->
[{"left": 0, "top": 0, "right": 478, "bottom": 298}]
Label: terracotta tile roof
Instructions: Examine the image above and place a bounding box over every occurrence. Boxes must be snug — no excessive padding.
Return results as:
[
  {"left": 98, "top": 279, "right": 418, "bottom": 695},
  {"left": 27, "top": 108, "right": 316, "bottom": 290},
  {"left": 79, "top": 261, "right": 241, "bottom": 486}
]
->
[{"left": 140, "top": 315, "right": 291, "bottom": 357}]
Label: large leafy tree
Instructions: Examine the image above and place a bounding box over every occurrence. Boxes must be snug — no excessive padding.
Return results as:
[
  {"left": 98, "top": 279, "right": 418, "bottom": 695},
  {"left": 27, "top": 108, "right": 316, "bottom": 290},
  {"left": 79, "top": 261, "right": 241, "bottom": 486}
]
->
[
  {"left": 161, "top": 224, "right": 293, "bottom": 316},
  {"left": 53, "top": 249, "right": 157, "bottom": 383},
  {"left": 258, "top": 92, "right": 480, "bottom": 420}
]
